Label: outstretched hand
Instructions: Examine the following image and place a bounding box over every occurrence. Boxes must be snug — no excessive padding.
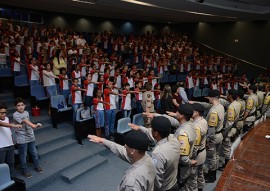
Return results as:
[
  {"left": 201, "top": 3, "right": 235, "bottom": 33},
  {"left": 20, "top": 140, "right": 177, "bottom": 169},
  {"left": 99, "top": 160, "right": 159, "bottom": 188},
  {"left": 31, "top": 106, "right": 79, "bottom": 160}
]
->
[
  {"left": 88, "top": 135, "right": 104, "bottom": 144},
  {"left": 128, "top": 123, "right": 140, "bottom": 130},
  {"left": 166, "top": 111, "right": 177, "bottom": 117}
]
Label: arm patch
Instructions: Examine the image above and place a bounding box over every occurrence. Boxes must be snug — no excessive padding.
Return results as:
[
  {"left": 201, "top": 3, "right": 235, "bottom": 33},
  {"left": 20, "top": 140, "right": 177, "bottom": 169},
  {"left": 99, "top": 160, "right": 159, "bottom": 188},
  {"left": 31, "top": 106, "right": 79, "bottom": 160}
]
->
[
  {"left": 227, "top": 107, "right": 235, "bottom": 122},
  {"left": 264, "top": 96, "right": 270, "bottom": 105},
  {"left": 208, "top": 112, "right": 218, "bottom": 127},
  {"left": 178, "top": 134, "right": 190, "bottom": 156},
  {"left": 194, "top": 127, "right": 202, "bottom": 146},
  {"left": 246, "top": 98, "right": 254, "bottom": 110}
]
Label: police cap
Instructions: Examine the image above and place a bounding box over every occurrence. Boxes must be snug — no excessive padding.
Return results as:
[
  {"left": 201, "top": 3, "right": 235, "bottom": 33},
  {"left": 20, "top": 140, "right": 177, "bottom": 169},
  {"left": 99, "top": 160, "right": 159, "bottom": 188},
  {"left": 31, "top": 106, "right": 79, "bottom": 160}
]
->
[
  {"left": 208, "top": 89, "right": 220, "bottom": 98},
  {"left": 192, "top": 103, "right": 205, "bottom": 113},
  {"left": 124, "top": 130, "right": 149, "bottom": 151},
  {"left": 177, "top": 104, "right": 194, "bottom": 116},
  {"left": 151, "top": 116, "right": 171, "bottom": 134}
]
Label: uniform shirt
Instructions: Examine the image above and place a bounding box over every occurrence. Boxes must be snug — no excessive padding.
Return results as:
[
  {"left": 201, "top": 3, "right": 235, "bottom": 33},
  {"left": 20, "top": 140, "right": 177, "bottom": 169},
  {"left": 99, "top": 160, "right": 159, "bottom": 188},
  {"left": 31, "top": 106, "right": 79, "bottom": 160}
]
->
[
  {"left": 59, "top": 74, "right": 69, "bottom": 90},
  {"left": 90, "top": 70, "right": 99, "bottom": 82},
  {"left": 0, "top": 117, "right": 14, "bottom": 148},
  {"left": 224, "top": 100, "right": 241, "bottom": 137},
  {"left": 43, "top": 70, "right": 57, "bottom": 87},
  {"left": 103, "top": 140, "right": 155, "bottom": 191},
  {"left": 245, "top": 94, "right": 258, "bottom": 117},
  {"left": 134, "top": 88, "right": 142, "bottom": 101},
  {"left": 185, "top": 76, "right": 194, "bottom": 89},
  {"left": 192, "top": 117, "right": 208, "bottom": 165},
  {"left": 84, "top": 80, "right": 94, "bottom": 97},
  {"left": 28, "top": 64, "right": 39, "bottom": 80},
  {"left": 139, "top": 126, "right": 180, "bottom": 191},
  {"left": 122, "top": 90, "right": 131, "bottom": 110},
  {"left": 13, "top": 111, "right": 35, "bottom": 144},
  {"left": 71, "top": 85, "right": 83, "bottom": 104},
  {"left": 237, "top": 99, "right": 246, "bottom": 119},
  {"left": 13, "top": 57, "right": 21, "bottom": 72},
  {"left": 93, "top": 97, "right": 104, "bottom": 111},
  {"left": 257, "top": 91, "right": 265, "bottom": 109},
  {"left": 104, "top": 88, "right": 116, "bottom": 110}
]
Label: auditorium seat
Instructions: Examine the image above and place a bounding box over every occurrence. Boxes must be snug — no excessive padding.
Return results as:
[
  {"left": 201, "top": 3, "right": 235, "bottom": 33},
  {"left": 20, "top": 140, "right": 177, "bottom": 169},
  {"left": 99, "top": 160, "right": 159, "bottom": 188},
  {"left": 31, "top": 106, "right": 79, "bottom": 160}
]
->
[
  {"left": 132, "top": 113, "right": 144, "bottom": 126},
  {"left": 0, "top": 163, "right": 15, "bottom": 191}
]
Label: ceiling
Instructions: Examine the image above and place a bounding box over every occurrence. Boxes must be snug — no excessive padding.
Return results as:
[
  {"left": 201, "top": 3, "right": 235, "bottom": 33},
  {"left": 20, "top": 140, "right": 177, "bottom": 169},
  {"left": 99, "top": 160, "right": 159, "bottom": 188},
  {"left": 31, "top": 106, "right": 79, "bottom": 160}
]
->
[{"left": 0, "top": 0, "right": 270, "bottom": 23}]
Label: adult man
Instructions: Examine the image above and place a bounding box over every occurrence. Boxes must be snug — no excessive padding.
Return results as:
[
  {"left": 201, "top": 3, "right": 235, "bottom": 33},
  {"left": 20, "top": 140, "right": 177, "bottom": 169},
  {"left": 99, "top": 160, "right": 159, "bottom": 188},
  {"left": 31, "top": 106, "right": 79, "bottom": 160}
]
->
[
  {"left": 190, "top": 103, "right": 208, "bottom": 191},
  {"left": 243, "top": 85, "right": 258, "bottom": 132},
  {"left": 129, "top": 116, "right": 180, "bottom": 191},
  {"left": 88, "top": 130, "right": 155, "bottom": 191},
  {"left": 262, "top": 85, "right": 270, "bottom": 116},
  {"left": 219, "top": 89, "right": 241, "bottom": 171},
  {"left": 190, "top": 89, "right": 225, "bottom": 183},
  {"left": 236, "top": 90, "right": 246, "bottom": 135},
  {"left": 141, "top": 82, "right": 155, "bottom": 127},
  {"left": 144, "top": 104, "right": 197, "bottom": 190}
]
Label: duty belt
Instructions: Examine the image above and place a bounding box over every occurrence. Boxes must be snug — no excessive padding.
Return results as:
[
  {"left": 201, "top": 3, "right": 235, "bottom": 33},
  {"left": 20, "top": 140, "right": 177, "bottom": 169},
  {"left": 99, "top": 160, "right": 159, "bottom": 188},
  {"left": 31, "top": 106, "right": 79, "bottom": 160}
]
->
[{"left": 197, "top": 148, "right": 205, "bottom": 156}]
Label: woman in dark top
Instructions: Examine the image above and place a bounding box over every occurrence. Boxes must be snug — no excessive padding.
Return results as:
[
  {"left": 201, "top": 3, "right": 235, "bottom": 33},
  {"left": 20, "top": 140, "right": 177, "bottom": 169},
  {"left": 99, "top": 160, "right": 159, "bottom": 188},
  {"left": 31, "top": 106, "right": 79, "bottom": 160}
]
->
[
  {"left": 172, "top": 84, "right": 182, "bottom": 112},
  {"left": 159, "top": 85, "right": 174, "bottom": 114}
]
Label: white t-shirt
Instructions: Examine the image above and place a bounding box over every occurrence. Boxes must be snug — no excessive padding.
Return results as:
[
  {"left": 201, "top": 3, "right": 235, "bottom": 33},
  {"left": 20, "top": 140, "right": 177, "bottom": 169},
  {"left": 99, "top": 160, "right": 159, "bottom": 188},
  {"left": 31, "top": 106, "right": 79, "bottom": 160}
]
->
[
  {"left": 43, "top": 70, "right": 56, "bottom": 86},
  {"left": 13, "top": 57, "right": 21, "bottom": 72},
  {"left": 30, "top": 65, "right": 40, "bottom": 80},
  {"left": 0, "top": 117, "right": 14, "bottom": 148}
]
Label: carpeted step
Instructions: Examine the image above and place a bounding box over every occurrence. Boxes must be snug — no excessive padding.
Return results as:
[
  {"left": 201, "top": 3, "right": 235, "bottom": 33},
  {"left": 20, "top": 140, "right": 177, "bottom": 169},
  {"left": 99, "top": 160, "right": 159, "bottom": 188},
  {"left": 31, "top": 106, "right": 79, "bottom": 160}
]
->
[
  {"left": 38, "top": 139, "right": 77, "bottom": 158},
  {"left": 61, "top": 155, "right": 108, "bottom": 183},
  {"left": 35, "top": 123, "right": 74, "bottom": 148},
  {"left": 19, "top": 142, "right": 106, "bottom": 191}
]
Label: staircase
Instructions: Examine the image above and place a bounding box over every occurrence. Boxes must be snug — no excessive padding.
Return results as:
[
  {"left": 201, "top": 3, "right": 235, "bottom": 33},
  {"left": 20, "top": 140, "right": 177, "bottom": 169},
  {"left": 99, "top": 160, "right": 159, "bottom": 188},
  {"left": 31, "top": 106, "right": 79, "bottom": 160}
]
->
[{"left": 0, "top": 89, "right": 129, "bottom": 191}]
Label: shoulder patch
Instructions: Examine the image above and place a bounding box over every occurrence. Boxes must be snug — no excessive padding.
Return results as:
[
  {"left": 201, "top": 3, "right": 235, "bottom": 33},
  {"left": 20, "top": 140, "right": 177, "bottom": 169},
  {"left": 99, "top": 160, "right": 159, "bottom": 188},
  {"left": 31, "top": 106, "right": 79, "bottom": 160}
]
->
[
  {"left": 227, "top": 107, "right": 235, "bottom": 122},
  {"left": 208, "top": 112, "right": 218, "bottom": 127},
  {"left": 194, "top": 127, "right": 202, "bottom": 146},
  {"left": 264, "top": 96, "right": 270, "bottom": 105},
  {"left": 178, "top": 134, "right": 190, "bottom": 156},
  {"left": 246, "top": 98, "right": 254, "bottom": 110}
]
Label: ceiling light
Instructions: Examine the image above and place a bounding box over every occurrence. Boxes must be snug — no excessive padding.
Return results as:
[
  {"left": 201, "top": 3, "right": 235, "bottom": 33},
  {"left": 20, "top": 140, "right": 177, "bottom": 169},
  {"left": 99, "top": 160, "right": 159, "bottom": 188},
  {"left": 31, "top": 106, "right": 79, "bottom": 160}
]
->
[
  {"left": 72, "top": 0, "right": 96, "bottom": 5},
  {"left": 121, "top": 0, "right": 237, "bottom": 19}
]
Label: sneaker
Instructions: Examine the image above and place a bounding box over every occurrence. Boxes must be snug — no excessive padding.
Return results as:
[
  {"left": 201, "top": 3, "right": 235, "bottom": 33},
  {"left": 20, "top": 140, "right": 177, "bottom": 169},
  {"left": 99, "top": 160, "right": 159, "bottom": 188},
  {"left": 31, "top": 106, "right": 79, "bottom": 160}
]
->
[
  {"left": 35, "top": 166, "right": 44, "bottom": 174},
  {"left": 22, "top": 172, "right": 33, "bottom": 179}
]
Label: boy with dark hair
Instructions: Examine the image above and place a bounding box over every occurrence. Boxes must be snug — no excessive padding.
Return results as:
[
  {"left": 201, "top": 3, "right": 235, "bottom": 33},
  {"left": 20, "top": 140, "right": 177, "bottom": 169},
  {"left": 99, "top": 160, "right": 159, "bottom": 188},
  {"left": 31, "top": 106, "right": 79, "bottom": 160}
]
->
[
  {"left": 13, "top": 98, "right": 43, "bottom": 178},
  {"left": 0, "top": 103, "right": 22, "bottom": 177}
]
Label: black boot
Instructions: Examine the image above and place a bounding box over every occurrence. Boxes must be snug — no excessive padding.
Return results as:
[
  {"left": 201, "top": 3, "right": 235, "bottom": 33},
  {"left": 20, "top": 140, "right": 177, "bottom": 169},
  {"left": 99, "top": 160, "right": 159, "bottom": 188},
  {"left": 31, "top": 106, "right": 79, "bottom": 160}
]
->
[
  {"left": 205, "top": 170, "right": 216, "bottom": 183},
  {"left": 218, "top": 159, "right": 230, "bottom": 171}
]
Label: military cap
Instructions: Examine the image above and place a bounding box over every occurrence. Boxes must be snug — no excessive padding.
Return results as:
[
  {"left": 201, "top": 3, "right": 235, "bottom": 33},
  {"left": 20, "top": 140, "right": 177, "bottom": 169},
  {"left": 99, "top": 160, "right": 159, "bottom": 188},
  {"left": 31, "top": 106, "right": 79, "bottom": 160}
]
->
[
  {"left": 177, "top": 104, "right": 194, "bottom": 116},
  {"left": 124, "top": 130, "right": 149, "bottom": 151},
  {"left": 151, "top": 116, "right": 171, "bottom": 134}
]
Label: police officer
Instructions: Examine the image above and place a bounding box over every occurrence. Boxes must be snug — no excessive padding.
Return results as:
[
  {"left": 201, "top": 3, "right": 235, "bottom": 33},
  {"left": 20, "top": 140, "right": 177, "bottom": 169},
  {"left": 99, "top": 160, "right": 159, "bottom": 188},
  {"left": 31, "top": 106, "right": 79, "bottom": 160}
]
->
[
  {"left": 236, "top": 90, "right": 246, "bottom": 135},
  {"left": 88, "top": 131, "right": 155, "bottom": 191},
  {"left": 191, "top": 89, "right": 225, "bottom": 183},
  {"left": 243, "top": 85, "right": 258, "bottom": 132},
  {"left": 262, "top": 85, "right": 270, "bottom": 115},
  {"left": 144, "top": 104, "right": 197, "bottom": 190},
  {"left": 219, "top": 89, "right": 241, "bottom": 171},
  {"left": 190, "top": 103, "right": 208, "bottom": 191},
  {"left": 256, "top": 86, "right": 265, "bottom": 117},
  {"left": 142, "top": 82, "right": 155, "bottom": 127},
  {"left": 129, "top": 116, "right": 180, "bottom": 191}
]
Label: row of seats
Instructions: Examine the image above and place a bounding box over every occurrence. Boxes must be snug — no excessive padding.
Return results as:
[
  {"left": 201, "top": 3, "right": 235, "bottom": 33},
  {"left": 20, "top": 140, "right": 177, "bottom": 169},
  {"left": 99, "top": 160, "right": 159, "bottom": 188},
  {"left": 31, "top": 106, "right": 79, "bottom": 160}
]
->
[
  {"left": 161, "top": 74, "right": 187, "bottom": 83},
  {"left": 193, "top": 87, "right": 210, "bottom": 98}
]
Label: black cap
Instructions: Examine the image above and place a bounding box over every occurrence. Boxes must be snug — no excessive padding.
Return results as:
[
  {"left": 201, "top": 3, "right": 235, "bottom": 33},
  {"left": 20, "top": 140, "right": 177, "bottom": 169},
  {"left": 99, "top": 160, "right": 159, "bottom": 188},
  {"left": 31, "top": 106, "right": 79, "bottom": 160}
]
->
[
  {"left": 228, "top": 89, "right": 238, "bottom": 96},
  {"left": 177, "top": 104, "right": 194, "bottom": 116},
  {"left": 249, "top": 85, "right": 257, "bottom": 93},
  {"left": 238, "top": 89, "right": 244, "bottom": 98},
  {"left": 208, "top": 90, "right": 220, "bottom": 98},
  {"left": 151, "top": 116, "right": 171, "bottom": 135},
  {"left": 192, "top": 103, "right": 205, "bottom": 113},
  {"left": 124, "top": 130, "right": 149, "bottom": 151}
]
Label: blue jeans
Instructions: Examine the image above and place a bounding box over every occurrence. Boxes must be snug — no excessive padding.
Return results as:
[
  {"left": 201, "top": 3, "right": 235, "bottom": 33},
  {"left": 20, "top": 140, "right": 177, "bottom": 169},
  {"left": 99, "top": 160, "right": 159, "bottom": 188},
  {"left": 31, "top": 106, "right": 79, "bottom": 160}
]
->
[
  {"left": 122, "top": 110, "right": 131, "bottom": 118},
  {"left": 0, "top": 145, "right": 15, "bottom": 176},
  {"left": 136, "top": 100, "right": 142, "bottom": 113},
  {"left": 188, "top": 87, "right": 194, "bottom": 100},
  {"left": 18, "top": 141, "right": 40, "bottom": 173},
  {"left": 61, "top": 89, "right": 70, "bottom": 100},
  {"left": 72, "top": 103, "right": 82, "bottom": 124},
  {"left": 105, "top": 109, "right": 116, "bottom": 137},
  {"left": 95, "top": 110, "right": 105, "bottom": 128},
  {"left": 13, "top": 71, "right": 21, "bottom": 77},
  {"left": 30, "top": 80, "right": 40, "bottom": 86}
]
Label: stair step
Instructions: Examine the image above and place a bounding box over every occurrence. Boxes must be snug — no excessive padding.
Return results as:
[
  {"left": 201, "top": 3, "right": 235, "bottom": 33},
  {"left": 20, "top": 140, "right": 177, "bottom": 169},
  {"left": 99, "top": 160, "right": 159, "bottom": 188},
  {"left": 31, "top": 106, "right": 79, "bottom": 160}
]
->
[
  {"left": 20, "top": 142, "right": 106, "bottom": 191},
  {"left": 38, "top": 139, "right": 77, "bottom": 158},
  {"left": 35, "top": 124, "right": 74, "bottom": 148},
  {"left": 61, "top": 155, "right": 108, "bottom": 183}
]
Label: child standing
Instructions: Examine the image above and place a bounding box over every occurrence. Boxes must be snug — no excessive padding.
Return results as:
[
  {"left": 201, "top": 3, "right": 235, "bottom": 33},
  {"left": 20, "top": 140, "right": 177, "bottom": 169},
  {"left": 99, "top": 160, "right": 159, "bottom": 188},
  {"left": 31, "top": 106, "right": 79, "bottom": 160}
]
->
[
  {"left": 84, "top": 73, "right": 99, "bottom": 108},
  {"left": 59, "top": 68, "right": 70, "bottom": 100},
  {"left": 93, "top": 89, "right": 110, "bottom": 137},
  {"left": 121, "top": 83, "right": 139, "bottom": 117},
  {"left": 28, "top": 57, "right": 40, "bottom": 86},
  {"left": 13, "top": 98, "right": 43, "bottom": 178},
  {"left": 0, "top": 103, "right": 22, "bottom": 177},
  {"left": 134, "top": 81, "right": 143, "bottom": 113}
]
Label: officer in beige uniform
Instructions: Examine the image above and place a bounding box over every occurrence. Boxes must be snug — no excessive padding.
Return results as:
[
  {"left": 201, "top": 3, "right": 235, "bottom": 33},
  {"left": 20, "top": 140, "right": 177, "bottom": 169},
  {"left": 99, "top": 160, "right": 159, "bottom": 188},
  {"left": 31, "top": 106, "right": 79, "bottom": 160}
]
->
[
  {"left": 88, "top": 131, "right": 155, "bottom": 191},
  {"left": 243, "top": 85, "right": 258, "bottom": 132},
  {"left": 191, "top": 89, "right": 225, "bottom": 183},
  {"left": 262, "top": 85, "right": 270, "bottom": 116},
  {"left": 236, "top": 90, "right": 246, "bottom": 135},
  {"left": 256, "top": 87, "right": 265, "bottom": 117},
  {"left": 190, "top": 103, "right": 208, "bottom": 191},
  {"left": 219, "top": 89, "right": 241, "bottom": 171},
  {"left": 142, "top": 82, "right": 155, "bottom": 127},
  {"left": 129, "top": 116, "right": 180, "bottom": 191}
]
